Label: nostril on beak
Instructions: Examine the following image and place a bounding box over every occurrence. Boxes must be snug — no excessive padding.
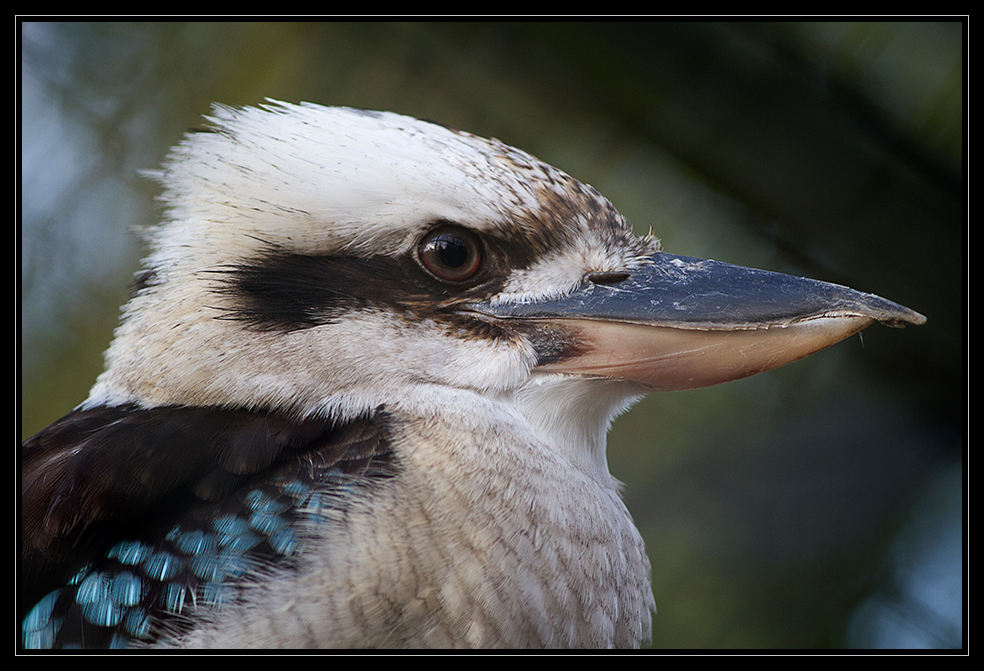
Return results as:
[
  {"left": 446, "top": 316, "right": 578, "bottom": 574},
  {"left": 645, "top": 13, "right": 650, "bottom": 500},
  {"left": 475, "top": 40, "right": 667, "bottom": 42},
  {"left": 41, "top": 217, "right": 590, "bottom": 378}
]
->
[{"left": 586, "top": 271, "right": 630, "bottom": 285}]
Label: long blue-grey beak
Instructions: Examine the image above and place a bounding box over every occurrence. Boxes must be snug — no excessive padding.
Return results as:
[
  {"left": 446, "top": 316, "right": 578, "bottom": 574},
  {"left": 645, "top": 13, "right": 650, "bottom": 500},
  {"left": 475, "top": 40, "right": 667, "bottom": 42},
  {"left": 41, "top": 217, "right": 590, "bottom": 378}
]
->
[{"left": 470, "top": 252, "right": 926, "bottom": 391}]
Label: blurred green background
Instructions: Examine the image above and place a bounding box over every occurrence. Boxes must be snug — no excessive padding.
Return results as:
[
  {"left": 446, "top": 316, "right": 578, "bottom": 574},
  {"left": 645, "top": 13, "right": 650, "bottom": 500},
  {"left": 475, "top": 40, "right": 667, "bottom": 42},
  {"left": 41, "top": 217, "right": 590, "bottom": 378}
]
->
[{"left": 19, "top": 21, "right": 963, "bottom": 649}]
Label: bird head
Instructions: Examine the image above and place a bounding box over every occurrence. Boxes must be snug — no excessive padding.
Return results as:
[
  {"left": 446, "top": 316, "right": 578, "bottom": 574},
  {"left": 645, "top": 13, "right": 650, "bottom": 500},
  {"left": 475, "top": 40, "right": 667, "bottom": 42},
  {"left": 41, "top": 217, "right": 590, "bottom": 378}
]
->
[{"left": 85, "top": 101, "right": 925, "bottom": 454}]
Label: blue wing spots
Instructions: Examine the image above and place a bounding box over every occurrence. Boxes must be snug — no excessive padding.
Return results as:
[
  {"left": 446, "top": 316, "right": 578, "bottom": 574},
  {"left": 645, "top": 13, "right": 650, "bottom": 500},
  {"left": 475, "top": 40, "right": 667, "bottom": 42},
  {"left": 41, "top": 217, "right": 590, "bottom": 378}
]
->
[
  {"left": 143, "top": 551, "right": 185, "bottom": 581},
  {"left": 269, "top": 527, "right": 299, "bottom": 556},
  {"left": 82, "top": 598, "right": 125, "bottom": 627},
  {"left": 22, "top": 590, "right": 61, "bottom": 649},
  {"left": 24, "top": 589, "right": 60, "bottom": 628},
  {"left": 281, "top": 479, "right": 313, "bottom": 498},
  {"left": 108, "top": 632, "right": 130, "bottom": 649},
  {"left": 298, "top": 491, "right": 329, "bottom": 516},
  {"left": 161, "top": 582, "right": 189, "bottom": 613},
  {"left": 212, "top": 513, "right": 258, "bottom": 551},
  {"left": 245, "top": 488, "right": 290, "bottom": 515},
  {"left": 68, "top": 563, "right": 93, "bottom": 585},
  {"left": 189, "top": 551, "right": 223, "bottom": 583},
  {"left": 225, "top": 529, "right": 263, "bottom": 553},
  {"left": 22, "top": 475, "right": 341, "bottom": 649},
  {"left": 76, "top": 571, "right": 111, "bottom": 605},
  {"left": 107, "top": 540, "right": 153, "bottom": 566},
  {"left": 110, "top": 572, "right": 144, "bottom": 606},
  {"left": 173, "top": 528, "right": 217, "bottom": 556},
  {"left": 123, "top": 608, "right": 152, "bottom": 638}
]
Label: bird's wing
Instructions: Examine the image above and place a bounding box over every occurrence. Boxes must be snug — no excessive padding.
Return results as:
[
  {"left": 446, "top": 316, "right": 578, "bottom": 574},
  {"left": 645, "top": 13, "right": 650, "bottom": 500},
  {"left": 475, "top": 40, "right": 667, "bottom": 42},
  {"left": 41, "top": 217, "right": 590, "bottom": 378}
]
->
[{"left": 21, "top": 404, "right": 398, "bottom": 648}]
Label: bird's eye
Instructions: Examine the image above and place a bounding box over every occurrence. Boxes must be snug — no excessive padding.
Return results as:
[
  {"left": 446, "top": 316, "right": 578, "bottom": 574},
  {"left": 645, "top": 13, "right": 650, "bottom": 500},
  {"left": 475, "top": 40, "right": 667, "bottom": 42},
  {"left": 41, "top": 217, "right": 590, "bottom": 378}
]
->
[{"left": 418, "top": 226, "right": 484, "bottom": 282}]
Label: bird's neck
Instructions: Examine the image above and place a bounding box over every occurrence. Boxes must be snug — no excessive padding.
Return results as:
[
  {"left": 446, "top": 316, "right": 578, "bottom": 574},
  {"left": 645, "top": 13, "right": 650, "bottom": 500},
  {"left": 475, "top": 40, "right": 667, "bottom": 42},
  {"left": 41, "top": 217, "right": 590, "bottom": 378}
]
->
[{"left": 370, "top": 383, "right": 654, "bottom": 647}]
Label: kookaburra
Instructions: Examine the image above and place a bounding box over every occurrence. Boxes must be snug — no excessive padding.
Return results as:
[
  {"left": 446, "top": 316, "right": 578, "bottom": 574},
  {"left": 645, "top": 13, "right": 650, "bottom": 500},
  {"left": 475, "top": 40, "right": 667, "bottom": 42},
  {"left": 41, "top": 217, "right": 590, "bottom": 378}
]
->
[{"left": 21, "top": 101, "right": 925, "bottom": 649}]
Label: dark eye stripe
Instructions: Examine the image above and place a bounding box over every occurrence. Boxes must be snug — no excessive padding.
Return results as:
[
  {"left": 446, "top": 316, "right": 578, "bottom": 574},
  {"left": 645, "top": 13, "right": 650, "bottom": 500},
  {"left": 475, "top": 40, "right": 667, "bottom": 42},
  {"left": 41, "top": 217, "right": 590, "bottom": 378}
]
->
[{"left": 209, "top": 245, "right": 505, "bottom": 334}]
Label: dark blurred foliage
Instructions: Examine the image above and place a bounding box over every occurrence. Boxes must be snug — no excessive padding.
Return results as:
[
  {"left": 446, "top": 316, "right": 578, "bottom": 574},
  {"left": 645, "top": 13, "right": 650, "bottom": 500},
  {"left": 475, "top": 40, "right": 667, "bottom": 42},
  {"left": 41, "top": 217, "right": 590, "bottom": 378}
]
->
[{"left": 19, "top": 21, "right": 964, "bottom": 649}]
